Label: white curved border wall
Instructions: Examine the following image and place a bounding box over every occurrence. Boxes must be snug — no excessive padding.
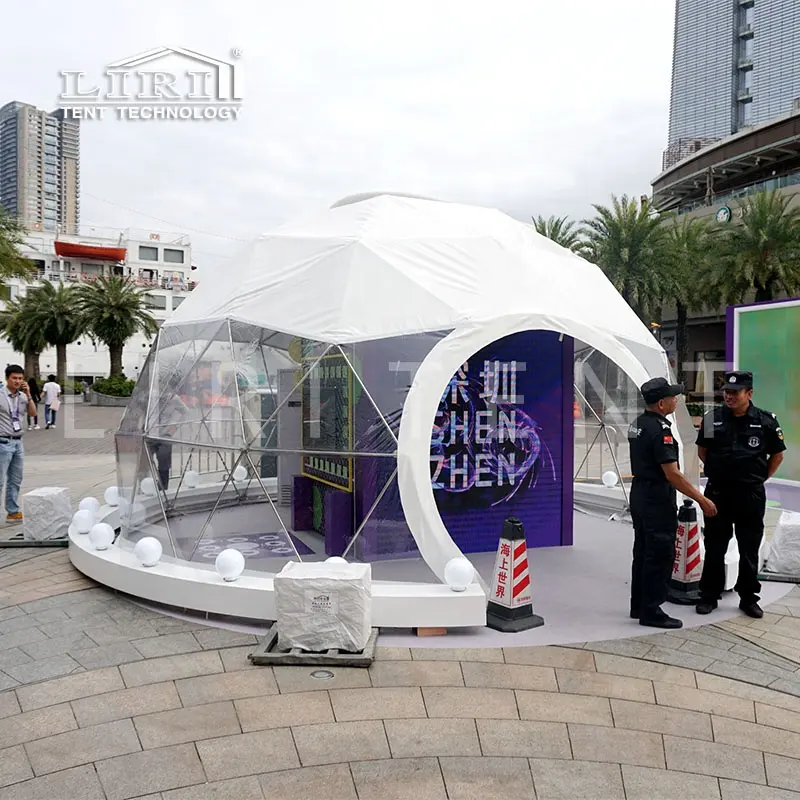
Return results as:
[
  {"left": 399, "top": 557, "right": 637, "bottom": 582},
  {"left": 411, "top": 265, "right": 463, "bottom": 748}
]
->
[
  {"left": 398, "top": 314, "right": 657, "bottom": 585},
  {"left": 69, "top": 504, "right": 487, "bottom": 629}
]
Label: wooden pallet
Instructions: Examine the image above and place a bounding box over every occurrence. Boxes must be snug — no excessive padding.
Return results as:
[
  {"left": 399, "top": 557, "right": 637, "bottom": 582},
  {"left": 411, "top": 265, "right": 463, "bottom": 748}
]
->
[{"left": 248, "top": 624, "right": 378, "bottom": 668}]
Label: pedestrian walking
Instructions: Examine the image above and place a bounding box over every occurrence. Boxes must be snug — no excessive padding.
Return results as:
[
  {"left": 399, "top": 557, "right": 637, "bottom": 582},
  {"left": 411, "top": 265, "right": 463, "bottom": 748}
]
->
[
  {"left": 696, "top": 371, "right": 787, "bottom": 618},
  {"left": 26, "top": 376, "right": 41, "bottom": 430},
  {"left": 629, "top": 377, "right": 717, "bottom": 629},
  {"left": 0, "top": 365, "right": 37, "bottom": 522},
  {"left": 42, "top": 374, "right": 61, "bottom": 429}
]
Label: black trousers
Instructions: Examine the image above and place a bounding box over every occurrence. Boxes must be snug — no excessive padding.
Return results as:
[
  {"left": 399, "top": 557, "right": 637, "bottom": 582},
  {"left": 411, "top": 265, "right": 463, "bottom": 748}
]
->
[
  {"left": 148, "top": 441, "right": 173, "bottom": 491},
  {"left": 630, "top": 481, "right": 678, "bottom": 617},
  {"left": 699, "top": 482, "right": 765, "bottom": 605}
]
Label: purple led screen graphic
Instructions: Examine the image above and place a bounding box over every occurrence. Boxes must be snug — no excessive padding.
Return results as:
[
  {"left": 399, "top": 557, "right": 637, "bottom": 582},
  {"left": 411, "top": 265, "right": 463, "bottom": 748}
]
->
[{"left": 431, "top": 331, "right": 568, "bottom": 552}]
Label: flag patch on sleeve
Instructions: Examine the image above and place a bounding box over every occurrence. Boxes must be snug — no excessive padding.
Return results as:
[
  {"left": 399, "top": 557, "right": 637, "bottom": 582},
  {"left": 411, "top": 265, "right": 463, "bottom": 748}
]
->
[{"left": 663, "top": 435, "right": 674, "bottom": 444}]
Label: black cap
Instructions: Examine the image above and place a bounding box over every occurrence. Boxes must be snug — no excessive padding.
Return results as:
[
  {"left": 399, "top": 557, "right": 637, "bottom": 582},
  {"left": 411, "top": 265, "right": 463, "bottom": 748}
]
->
[
  {"left": 722, "top": 370, "right": 753, "bottom": 391},
  {"left": 640, "top": 377, "right": 684, "bottom": 405}
]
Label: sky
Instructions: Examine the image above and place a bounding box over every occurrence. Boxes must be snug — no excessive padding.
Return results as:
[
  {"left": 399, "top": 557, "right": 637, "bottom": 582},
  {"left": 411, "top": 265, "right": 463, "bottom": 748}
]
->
[{"left": 1, "top": 0, "right": 676, "bottom": 272}]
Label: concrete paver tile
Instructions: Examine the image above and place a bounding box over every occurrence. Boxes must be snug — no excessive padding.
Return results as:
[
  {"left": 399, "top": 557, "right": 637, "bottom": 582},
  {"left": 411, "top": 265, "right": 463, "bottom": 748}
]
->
[
  {"left": 0, "top": 764, "right": 106, "bottom": 800},
  {"left": 84, "top": 621, "right": 161, "bottom": 646},
  {"left": 133, "top": 700, "right": 241, "bottom": 749},
  {"left": 440, "top": 756, "right": 534, "bottom": 800},
  {"left": 0, "top": 627, "right": 47, "bottom": 651},
  {"left": 235, "top": 690, "right": 334, "bottom": 732},
  {"left": 516, "top": 690, "right": 613, "bottom": 726},
  {"left": 643, "top": 645, "right": 716, "bottom": 671},
  {"left": 0, "top": 744, "right": 33, "bottom": 787},
  {"left": 712, "top": 716, "right": 800, "bottom": 760},
  {"left": 351, "top": 757, "right": 447, "bottom": 800},
  {"left": 556, "top": 668, "right": 655, "bottom": 702},
  {"left": 218, "top": 646, "right": 259, "bottom": 672},
  {"left": 461, "top": 662, "right": 557, "bottom": 691},
  {"left": 131, "top": 633, "right": 202, "bottom": 659},
  {"left": 765, "top": 754, "right": 800, "bottom": 793},
  {"left": 329, "top": 687, "right": 426, "bottom": 721},
  {"left": 385, "top": 718, "right": 480, "bottom": 759},
  {"left": 766, "top": 677, "right": 800, "bottom": 698},
  {"left": 259, "top": 764, "right": 356, "bottom": 800},
  {"left": 374, "top": 646, "right": 411, "bottom": 661},
  {"left": 654, "top": 682, "right": 755, "bottom": 721},
  {"left": 0, "top": 689, "right": 20, "bottom": 719},
  {"left": 24, "top": 717, "right": 141, "bottom": 775},
  {"left": 477, "top": 719, "right": 571, "bottom": 759},
  {"left": 410, "top": 647, "right": 503, "bottom": 663},
  {"left": 273, "top": 665, "right": 371, "bottom": 693},
  {"left": 569, "top": 723, "right": 665, "bottom": 768},
  {"left": 503, "top": 646, "right": 595, "bottom": 670},
  {"left": 530, "top": 758, "right": 624, "bottom": 799},
  {"left": 0, "top": 672, "right": 19, "bottom": 691},
  {"left": 664, "top": 734, "right": 766, "bottom": 783},
  {"left": 422, "top": 687, "right": 518, "bottom": 719},
  {"left": 175, "top": 668, "right": 277, "bottom": 706},
  {"left": 719, "top": 779, "right": 800, "bottom": 799},
  {"left": 621, "top": 764, "right": 720, "bottom": 799},
  {"left": 293, "top": 720, "right": 389, "bottom": 765},
  {"left": 580, "top": 638, "right": 654, "bottom": 659},
  {"left": 190, "top": 628, "right": 258, "bottom": 651},
  {"left": 71, "top": 681, "right": 182, "bottom": 727},
  {"left": 19, "top": 632, "right": 96, "bottom": 659},
  {"left": 695, "top": 673, "right": 800, "bottom": 714},
  {"left": 196, "top": 729, "right": 299, "bottom": 780},
  {"left": 593, "top": 652, "right": 696, "bottom": 687},
  {"left": 15, "top": 665, "right": 123, "bottom": 710},
  {"left": 704, "top": 661, "right": 777, "bottom": 686},
  {"left": 756, "top": 701, "right": 800, "bottom": 734},
  {"left": 120, "top": 650, "right": 223, "bottom": 687},
  {"left": 369, "top": 661, "right": 464, "bottom": 688},
  {"left": 70, "top": 642, "right": 145, "bottom": 670},
  {"left": 96, "top": 742, "right": 207, "bottom": 800},
  {"left": 0, "top": 647, "right": 32, "bottom": 670},
  {"left": 4, "top": 653, "right": 83, "bottom": 684},
  {"left": 160, "top": 775, "right": 264, "bottom": 800},
  {"left": 611, "top": 697, "right": 713, "bottom": 740},
  {"left": 0, "top": 703, "right": 76, "bottom": 749}
]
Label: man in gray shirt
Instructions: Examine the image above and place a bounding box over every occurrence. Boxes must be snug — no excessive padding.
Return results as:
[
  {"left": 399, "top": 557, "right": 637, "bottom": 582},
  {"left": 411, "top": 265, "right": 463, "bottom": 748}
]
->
[{"left": 1, "top": 365, "right": 37, "bottom": 522}]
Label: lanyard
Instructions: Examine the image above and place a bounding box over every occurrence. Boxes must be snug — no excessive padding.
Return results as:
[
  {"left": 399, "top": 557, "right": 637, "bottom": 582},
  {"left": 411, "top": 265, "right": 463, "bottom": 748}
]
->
[{"left": 5, "top": 390, "right": 20, "bottom": 423}]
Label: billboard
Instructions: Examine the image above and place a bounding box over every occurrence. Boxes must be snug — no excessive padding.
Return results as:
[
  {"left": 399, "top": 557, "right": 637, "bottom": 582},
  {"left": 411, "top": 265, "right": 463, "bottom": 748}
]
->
[
  {"left": 431, "top": 330, "right": 571, "bottom": 551},
  {"left": 729, "top": 298, "right": 800, "bottom": 484}
]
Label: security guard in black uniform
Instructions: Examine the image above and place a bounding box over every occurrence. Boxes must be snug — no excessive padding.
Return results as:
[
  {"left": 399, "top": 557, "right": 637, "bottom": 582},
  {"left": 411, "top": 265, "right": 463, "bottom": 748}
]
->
[
  {"left": 696, "top": 371, "right": 786, "bottom": 618},
  {"left": 629, "top": 378, "right": 718, "bottom": 629}
]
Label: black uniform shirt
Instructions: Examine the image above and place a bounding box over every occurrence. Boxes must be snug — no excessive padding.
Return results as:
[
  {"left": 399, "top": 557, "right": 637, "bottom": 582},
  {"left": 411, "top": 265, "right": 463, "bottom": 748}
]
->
[
  {"left": 628, "top": 410, "right": 680, "bottom": 483},
  {"left": 696, "top": 403, "right": 786, "bottom": 487}
]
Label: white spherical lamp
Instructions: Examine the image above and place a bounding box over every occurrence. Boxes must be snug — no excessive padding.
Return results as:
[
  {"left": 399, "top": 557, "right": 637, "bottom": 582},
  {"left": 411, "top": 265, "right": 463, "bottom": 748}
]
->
[
  {"left": 104, "top": 486, "right": 119, "bottom": 507},
  {"left": 233, "top": 465, "right": 248, "bottom": 482},
  {"left": 72, "top": 509, "right": 94, "bottom": 534},
  {"left": 88, "top": 522, "right": 115, "bottom": 551},
  {"left": 602, "top": 471, "right": 619, "bottom": 488},
  {"left": 215, "top": 548, "right": 245, "bottom": 582},
  {"left": 444, "top": 557, "right": 475, "bottom": 592},
  {"left": 134, "top": 536, "right": 162, "bottom": 567},
  {"left": 185, "top": 470, "right": 201, "bottom": 489},
  {"left": 79, "top": 497, "right": 101, "bottom": 515},
  {"left": 140, "top": 477, "right": 156, "bottom": 496},
  {"left": 325, "top": 556, "right": 348, "bottom": 564}
]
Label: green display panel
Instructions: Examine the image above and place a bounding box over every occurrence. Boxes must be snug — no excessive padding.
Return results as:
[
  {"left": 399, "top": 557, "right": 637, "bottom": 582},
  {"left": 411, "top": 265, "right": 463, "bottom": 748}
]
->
[{"left": 734, "top": 300, "right": 800, "bottom": 483}]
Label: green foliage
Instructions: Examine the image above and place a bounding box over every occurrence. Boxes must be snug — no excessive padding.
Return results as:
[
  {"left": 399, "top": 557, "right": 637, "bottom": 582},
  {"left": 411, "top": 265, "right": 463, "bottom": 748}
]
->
[
  {"left": 0, "top": 207, "right": 37, "bottom": 283},
  {"left": 532, "top": 215, "right": 582, "bottom": 252},
  {"left": 0, "top": 296, "right": 48, "bottom": 357},
  {"left": 23, "top": 281, "right": 84, "bottom": 348},
  {"left": 92, "top": 375, "right": 135, "bottom": 397}
]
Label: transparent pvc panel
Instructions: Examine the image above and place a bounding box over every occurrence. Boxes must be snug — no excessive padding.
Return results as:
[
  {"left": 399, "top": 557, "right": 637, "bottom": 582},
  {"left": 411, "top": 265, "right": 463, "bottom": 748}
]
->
[
  {"left": 118, "top": 353, "right": 152, "bottom": 436},
  {"left": 115, "top": 433, "right": 144, "bottom": 508}
]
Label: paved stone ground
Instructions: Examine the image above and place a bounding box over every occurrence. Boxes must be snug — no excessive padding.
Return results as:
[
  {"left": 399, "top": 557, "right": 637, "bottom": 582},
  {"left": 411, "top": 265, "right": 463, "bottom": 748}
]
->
[{"left": 1, "top": 407, "right": 800, "bottom": 798}]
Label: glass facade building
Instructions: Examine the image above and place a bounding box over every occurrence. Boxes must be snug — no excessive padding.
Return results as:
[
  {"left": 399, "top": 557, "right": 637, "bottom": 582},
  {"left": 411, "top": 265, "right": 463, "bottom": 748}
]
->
[
  {"left": 663, "top": 0, "right": 800, "bottom": 170},
  {"left": 0, "top": 102, "right": 80, "bottom": 233}
]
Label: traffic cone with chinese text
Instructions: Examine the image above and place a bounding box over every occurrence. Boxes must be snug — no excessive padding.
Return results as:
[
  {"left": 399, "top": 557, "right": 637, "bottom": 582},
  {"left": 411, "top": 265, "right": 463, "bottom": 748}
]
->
[
  {"left": 486, "top": 517, "right": 544, "bottom": 631},
  {"left": 667, "top": 499, "right": 702, "bottom": 605}
]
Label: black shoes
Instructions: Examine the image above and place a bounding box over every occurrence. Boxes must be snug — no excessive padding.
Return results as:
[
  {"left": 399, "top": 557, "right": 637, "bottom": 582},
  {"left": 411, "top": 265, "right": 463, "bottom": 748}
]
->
[
  {"left": 696, "top": 601, "right": 717, "bottom": 615},
  {"left": 639, "top": 610, "right": 683, "bottom": 629},
  {"left": 740, "top": 601, "right": 763, "bottom": 619}
]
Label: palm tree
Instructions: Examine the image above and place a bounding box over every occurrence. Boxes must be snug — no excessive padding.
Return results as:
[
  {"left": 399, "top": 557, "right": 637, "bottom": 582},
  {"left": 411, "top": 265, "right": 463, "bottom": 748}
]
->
[
  {"left": 707, "top": 190, "right": 800, "bottom": 303},
  {"left": 582, "top": 195, "right": 668, "bottom": 323},
  {"left": 77, "top": 276, "right": 158, "bottom": 377},
  {"left": 532, "top": 215, "right": 582, "bottom": 252},
  {"left": 0, "top": 207, "right": 37, "bottom": 285},
  {"left": 662, "top": 216, "right": 720, "bottom": 385},
  {"left": 0, "top": 296, "right": 47, "bottom": 381},
  {"left": 23, "top": 281, "right": 84, "bottom": 385}
]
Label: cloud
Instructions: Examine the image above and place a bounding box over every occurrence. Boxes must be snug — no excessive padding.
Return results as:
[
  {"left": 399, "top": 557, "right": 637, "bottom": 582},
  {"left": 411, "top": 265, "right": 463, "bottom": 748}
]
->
[{"left": 1, "top": 0, "right": 676, "bottom": 271}]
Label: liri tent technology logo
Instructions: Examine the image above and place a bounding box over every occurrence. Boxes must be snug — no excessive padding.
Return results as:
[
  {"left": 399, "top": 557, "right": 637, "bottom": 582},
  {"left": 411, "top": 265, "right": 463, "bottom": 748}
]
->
[{"left": 58, "top": 46, "right": 243, "bottom": 121}]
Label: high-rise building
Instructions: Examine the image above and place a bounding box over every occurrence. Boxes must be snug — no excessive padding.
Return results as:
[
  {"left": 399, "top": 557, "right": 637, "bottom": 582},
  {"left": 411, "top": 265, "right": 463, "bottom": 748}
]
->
[
  {"left": 663, "top": 0, "right": 800, "bottom": 170},
  {"left": 0, "top": 101, "right": 80, "bottom": 233}
]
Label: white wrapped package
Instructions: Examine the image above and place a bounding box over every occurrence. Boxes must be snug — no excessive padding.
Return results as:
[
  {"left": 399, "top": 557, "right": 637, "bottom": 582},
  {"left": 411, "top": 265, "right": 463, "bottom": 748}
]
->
[
  {"left": 274, "top": 561, "right": 372, "bottom": 652},
  {"left": 22, "top": 487, "right": 72, "bottom": 541},
  {"left": 764, "top": 510, "right": 800, "bottom": 576}
]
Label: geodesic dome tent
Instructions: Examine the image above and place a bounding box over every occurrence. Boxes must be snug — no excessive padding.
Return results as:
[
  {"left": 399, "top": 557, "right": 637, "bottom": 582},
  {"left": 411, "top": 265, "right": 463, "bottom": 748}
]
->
[{"left": 113, "top": 193, "right": 697, "bottom": 589}]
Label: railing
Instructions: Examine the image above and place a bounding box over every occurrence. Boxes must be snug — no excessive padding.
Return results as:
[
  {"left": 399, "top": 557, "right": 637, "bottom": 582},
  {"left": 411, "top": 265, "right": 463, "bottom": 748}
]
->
[
  {"left": 573, "top": 421, "right": 630, "bottom": 483},
  {"left": 34, "top": 272, "right": 196, "bottom": 290},
  {"left": 679, "top": 169, "right": 800, "bottom": 215}
]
